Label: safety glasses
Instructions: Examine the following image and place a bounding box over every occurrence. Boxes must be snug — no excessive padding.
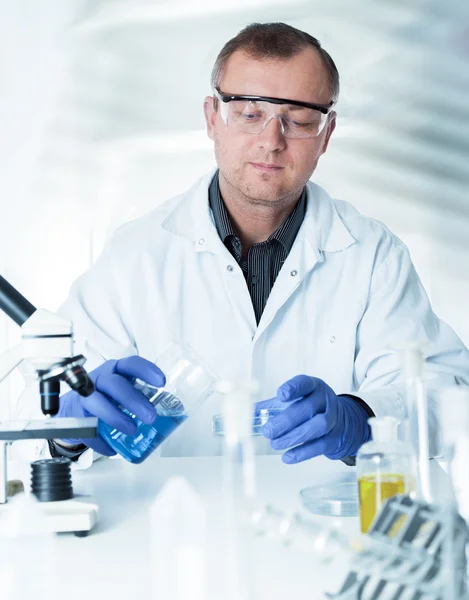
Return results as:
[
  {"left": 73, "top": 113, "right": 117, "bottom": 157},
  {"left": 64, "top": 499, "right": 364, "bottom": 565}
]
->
[{"left": 214, "top": 87, "right": 334, "bottom": 138}]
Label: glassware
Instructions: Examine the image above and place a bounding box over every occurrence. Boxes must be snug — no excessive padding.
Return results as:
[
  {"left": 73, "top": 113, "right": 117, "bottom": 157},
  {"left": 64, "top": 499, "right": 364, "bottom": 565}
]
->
[
  {"left": 300, "top": 477, "right": 359, "bottom": 517},
  {"left": 216, "top": 381, "right": 258, "bottom": 600},
  {"left": 211, "top": 407, "right": 282, "bottom": 437},
  {"left": 356, "top": 416, "right": 414, "bottom": 533},
  {"left": 439, "top": 386, "right": 469, "bottom": 523},
  {"left": 400, "top": 342, "right": 431, "bottom": 503},
  {"left": 251, "top": 504, "right": 352, "bottom": 561},
  {"left": 98, "top": 342, "right": 217, "bottom": 463}
]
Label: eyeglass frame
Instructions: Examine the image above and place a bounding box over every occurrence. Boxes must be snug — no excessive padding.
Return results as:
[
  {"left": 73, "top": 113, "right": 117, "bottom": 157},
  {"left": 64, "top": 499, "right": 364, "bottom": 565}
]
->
[{"left": 213, "top": 87, "right": 335, "bottom": 115}]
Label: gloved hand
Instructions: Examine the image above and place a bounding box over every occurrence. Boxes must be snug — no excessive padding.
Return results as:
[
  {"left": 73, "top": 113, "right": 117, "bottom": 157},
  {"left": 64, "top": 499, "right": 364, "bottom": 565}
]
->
[
  {"left": 256, "top": 375, "right": 371, "bottom": 464},
  {"left": 57, "top": 356, "right": 166, "bottom": 456}
]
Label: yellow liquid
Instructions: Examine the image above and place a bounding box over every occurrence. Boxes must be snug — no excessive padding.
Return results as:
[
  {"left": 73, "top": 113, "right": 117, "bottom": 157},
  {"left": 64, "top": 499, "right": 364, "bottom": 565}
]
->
[{"left": 358, "top": 474, "right": 406, "bottom": 534}]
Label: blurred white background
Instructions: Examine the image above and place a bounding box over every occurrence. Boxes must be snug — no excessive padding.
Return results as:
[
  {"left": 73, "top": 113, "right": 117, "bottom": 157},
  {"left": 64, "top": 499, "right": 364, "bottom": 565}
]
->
[{"left": 1, "top": 0, "right": 468, "bottom": 417}]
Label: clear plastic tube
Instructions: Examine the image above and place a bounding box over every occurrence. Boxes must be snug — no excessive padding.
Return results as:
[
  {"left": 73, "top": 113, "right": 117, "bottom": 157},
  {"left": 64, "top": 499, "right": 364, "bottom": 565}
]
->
[
  {"left": 439, "top": 387, "right": 469, "bottom": 600},
  {"left": 217, "top": 381, "right": 257, "bottom": 600},
  {"left": 400, "top": 343, "right": 432, "bottom": 503}
]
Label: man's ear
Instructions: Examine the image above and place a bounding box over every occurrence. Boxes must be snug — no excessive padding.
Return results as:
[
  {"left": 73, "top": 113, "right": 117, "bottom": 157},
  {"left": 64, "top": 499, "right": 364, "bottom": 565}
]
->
[
  {"left": 320, "top": 111, "right": 336, "bottom": 155},
  {"left": 203, "top": 96, "right": 216, "bottom": 141}
]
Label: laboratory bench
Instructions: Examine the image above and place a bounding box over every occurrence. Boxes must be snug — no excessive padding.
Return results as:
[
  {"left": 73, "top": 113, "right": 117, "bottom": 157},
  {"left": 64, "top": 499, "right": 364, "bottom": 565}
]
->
[{"left": 3, "top": 455, "right": 449, "bottom": 600}]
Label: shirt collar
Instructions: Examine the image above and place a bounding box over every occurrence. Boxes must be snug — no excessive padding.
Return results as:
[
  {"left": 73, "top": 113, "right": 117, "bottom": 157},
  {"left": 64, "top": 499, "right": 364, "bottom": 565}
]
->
[{"left": 208, "top": 171, "right": 306, "bottom": 254}]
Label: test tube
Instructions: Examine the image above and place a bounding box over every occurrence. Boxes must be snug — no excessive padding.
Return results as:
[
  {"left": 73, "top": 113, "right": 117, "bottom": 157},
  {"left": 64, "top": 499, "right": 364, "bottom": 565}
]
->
[
  {"left": 438, "top": 387, "right": 469, "bottom": 600},
  {"left": 217, "top": 381, "right": 257, "bottom": 600},
  {"left": 400, "top": 342, "right": 432, "bottom": 503}
]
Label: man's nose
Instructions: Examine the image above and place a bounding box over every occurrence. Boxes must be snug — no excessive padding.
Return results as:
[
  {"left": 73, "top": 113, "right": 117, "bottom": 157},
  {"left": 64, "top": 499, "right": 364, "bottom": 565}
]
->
[{"left": 258, "top": 115, "right": 287, "bottom": 151}]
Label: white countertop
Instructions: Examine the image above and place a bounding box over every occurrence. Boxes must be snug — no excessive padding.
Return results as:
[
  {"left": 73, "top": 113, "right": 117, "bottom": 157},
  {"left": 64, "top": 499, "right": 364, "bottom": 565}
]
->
[{"left": 2, "top": 455, "right": 449, "bottom": 600}]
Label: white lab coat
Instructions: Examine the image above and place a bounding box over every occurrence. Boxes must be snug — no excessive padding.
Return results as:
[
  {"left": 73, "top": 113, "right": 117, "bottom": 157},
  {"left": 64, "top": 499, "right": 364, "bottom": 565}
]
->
[{"left": 13, "top": 169, "right": 469, "bottom": 467}]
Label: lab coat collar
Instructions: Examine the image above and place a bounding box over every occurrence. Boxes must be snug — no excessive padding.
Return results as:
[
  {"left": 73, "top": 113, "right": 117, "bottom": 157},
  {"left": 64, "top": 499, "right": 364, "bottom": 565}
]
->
[
  {"left": 161, "top": 169, "right": 356, "bottom": 255},
  {"left": 303, "top": 181, "right": 356, "bottom": 253},
  {"left": 162, "top": 169, "right": 223, "bottom": 254}
]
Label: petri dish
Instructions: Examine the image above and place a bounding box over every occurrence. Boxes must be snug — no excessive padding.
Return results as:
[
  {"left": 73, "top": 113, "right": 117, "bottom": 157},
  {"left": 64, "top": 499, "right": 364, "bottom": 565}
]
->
[
  {"left": 300, "top": 479, "right": 359, "bottom": 517},
  {"left": 212, "top": 409, "right": 282, "bottom": 436}
]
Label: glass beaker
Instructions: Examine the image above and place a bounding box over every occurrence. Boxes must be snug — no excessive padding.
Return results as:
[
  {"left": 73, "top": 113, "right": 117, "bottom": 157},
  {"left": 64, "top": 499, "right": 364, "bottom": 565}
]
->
[{"left": 98, "top": 342, "right": 217, "bottom": 463}]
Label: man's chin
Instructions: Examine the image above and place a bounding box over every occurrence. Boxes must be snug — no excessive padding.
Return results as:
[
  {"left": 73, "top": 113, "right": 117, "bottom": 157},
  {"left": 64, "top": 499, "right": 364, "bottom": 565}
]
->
[
  {"left": 241, "top": 180, "right": 288, "bottom": 204},
  {"left": 242, "top": 189, "right": 289, "bottom": 206}
]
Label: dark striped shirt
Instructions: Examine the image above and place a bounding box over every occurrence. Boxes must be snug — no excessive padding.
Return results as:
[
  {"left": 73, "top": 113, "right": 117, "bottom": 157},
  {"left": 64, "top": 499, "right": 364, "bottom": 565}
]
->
[{"left": 209, "top": 172, "right": 306, "bottom": 323}]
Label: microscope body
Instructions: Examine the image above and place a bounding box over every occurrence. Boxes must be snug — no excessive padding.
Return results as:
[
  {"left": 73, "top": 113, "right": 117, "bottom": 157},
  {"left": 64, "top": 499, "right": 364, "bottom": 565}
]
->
[{"left": 0, "top": 277, "right": 99, "bottom": 534}]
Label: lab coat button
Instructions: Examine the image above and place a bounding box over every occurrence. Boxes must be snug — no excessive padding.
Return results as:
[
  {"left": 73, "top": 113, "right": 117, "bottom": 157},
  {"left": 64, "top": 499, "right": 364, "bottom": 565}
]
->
[
  {"left": 198, "top": 238, "right": 205, "bottom": 245},
  {"left": 330, "top": 336, "right": 336, "bottom": 343},
  {"left": 227, "top": 265, "right": 234, "bottom": 272},
  {"left": 290, "top": 270, "right": 298, "bottom": 277}
]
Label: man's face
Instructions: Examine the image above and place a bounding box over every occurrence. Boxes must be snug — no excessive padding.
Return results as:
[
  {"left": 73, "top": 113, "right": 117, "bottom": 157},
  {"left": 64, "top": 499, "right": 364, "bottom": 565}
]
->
[{"left": 204, "top": 47, "right": 336, "bottom": 206}]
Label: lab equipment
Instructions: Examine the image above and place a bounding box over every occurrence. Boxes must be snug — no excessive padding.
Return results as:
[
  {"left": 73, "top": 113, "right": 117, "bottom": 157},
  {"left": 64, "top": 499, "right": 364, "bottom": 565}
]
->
[
  {"left": 252, "top": 494, "right": 468, "bottom": 599},
  {"left": 257, "top": 374, "right": 371, "bottom": 463},
  {"left": 217, "top": 381, "right": 257, "bottom": 600},
  {"left": 439, "top": 386, "right": 469, "bottom": 524},
  {"left": 31, "top": 458, "right": 73, "bottom": 503},
  {"left": 437, "top": 386, "right": 469, "bottom": 600},
  {"left": 300, "top": 475, "right": 359, "bottom": 517},
  {"left": 150, "top": 477, "right": 207, "bottom": 600},
  {"left": 329, "top": 495, "right": 468, "bottom": 600},
  {"left": 0, "top": 274, "right": 95, "bottom": 416},
  {"left": 98, "top": 342, "right": 216, "bottom": 463},
  {"left": 400, "top": 342, "right": 432, "bottom": 503},
  {"left": 0, "top": 420, "right": 99, "bottom": 534},
  {"left": 0, "top": 493, "right": 58, "bottom": 600},
  {"left": 211, "top": 408, "right": 282, "bottom": 437},
  {"left": 0, "top": 274, "right": 98, "bottom": 534},
  {"left": 251, "top": 504, "right": 352, "bottom": 561},
  {"left": 57, "top": 355, "right": 166, "bottom": 456},
  {"left": 356, "top": 416, "right": 414, "bottom": 533}
]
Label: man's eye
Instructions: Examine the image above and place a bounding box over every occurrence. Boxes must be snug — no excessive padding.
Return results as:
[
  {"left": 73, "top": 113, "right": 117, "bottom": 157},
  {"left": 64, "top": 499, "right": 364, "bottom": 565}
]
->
[
  {"left": 289, "top": 120, "right": 313, "bottom": 128},
  {"left": 243, "top": 112, "right": 262, "bottom": 120}
]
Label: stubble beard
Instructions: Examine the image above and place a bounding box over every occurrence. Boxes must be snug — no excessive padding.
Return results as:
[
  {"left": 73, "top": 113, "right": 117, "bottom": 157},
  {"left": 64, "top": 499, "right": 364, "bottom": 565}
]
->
[{"left": 219, "top": 162, "right": 315, "bottom": 210}]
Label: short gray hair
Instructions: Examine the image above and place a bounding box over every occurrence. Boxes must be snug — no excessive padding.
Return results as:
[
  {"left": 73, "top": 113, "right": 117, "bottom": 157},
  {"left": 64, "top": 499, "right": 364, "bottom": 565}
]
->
[{"left": 211, "top": 22, "right": 340, "bottom": 104}]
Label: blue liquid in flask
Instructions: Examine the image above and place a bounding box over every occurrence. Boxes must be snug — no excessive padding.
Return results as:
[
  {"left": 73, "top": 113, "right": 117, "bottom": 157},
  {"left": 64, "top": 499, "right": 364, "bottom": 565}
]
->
[{"left": 98, "top": 385, "right": 187, "bottom": 464}]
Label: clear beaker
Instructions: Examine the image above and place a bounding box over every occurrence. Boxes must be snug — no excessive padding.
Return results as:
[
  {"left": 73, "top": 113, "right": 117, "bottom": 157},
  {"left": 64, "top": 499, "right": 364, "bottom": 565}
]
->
[
  {"left": 211, "top": 408, "right": 283, "bottom": 437},
  {"left": 98, "top": 342, "right": 217, "bottom": 463}
]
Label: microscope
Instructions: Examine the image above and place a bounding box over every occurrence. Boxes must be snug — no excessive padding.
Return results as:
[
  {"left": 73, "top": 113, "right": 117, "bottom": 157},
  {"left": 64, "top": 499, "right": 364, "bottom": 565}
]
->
[{"left": 0, "top": 274, "right": 99, "bottom": 535}]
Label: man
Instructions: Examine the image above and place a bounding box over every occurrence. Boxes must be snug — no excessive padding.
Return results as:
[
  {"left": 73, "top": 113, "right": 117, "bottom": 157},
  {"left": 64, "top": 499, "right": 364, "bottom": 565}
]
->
[{"left": 15, "top": 22, "right": 469, "bottom": 468}]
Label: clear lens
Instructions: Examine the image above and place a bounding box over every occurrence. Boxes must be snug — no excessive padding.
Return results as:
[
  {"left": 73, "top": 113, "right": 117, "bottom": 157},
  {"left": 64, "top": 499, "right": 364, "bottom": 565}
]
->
[{"left": 219, "top": 97, "right": 328, "bottom": 138}]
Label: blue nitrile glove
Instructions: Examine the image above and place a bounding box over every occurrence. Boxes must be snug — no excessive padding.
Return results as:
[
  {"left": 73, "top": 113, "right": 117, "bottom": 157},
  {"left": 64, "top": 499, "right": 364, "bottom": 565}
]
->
[
  {"left": 57, "top": 356, "right": 166, "bottom": 456},
  {"left": 256, "top": 375, "right": 371, "bottom": 464}
]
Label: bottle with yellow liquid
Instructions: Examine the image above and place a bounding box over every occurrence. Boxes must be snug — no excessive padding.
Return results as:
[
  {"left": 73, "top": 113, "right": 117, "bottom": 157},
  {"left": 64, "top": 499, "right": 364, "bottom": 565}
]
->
[{"left": 357, "top": 416, "right": 414, "bottom": 534}]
